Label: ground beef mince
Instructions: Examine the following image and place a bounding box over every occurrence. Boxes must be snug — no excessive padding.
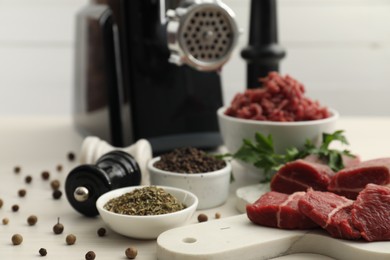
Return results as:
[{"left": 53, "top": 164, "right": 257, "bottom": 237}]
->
[
  {"left": 154, "top": 147, "right": 226, "bottom": 173},
  {"left": 225, "top": 72, "right": 330, "bottom": 122}
]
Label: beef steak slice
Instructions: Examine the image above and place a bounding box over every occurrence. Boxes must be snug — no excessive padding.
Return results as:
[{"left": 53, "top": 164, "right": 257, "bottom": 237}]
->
[
  {"left": 271, "top": 159, "right": 335, "bottom": 194},
  {"left": 328, "top": 157, "right": 390, "bottom": 199},
  {"left": 246, "top": 191, "right": 318, "bottom": 229},
  {"left": 352, "top": 183, "right": 390, "bottom": 241},
  {"left": 298, "top": 188, "right": 361, "bottom": 240}
]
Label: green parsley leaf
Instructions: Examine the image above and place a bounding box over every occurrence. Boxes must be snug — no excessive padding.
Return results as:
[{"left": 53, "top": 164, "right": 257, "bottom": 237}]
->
[{"left": 232, "top": 130, "right": 354, "bottom": 182}]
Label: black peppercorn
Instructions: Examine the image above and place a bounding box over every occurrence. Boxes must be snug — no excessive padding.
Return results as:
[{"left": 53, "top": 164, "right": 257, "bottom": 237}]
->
[
  {"left": 0, "top": 198, "right": 3, "bottom": 208},
  {"left": 41, "top": 171, "right": 50, "bottom": 180},
  {"left": 52, "top": 190, "right": 62, "bottom": 199},
  {"left": 12, "top": 204, "right": 19, "bottom": 212},
  {"left": 85, "top": 251, "right": 96, "bottom": 260},
  {"left": 14, "top": 166, "right": 21, "bottom": 174},
  {"left": 215, "top": 212, "right": 221, "bottom": 219},
  {"left": 25, "top": 175, "right": 32, "bottom": 184},
  {"left": 197, "top": 213, "right": 208, "bottom": 222},
  {"left": 154, "top": 147, "right": 226, "bottom": 173},
  {"left": 18, "top": 189, "right": 27, "bottom": 198},
  {"left": 56, "top": 164, "right": 63, "bottom": 172},
  {"left": 67, "top": 152, "right": 76, "bottom": 162},
  {"left": 12, "top": 234, "right": 23, "bottom": 245},
  {"left": 97, "top": 227, "right": 106, "bottom": 237},
  {"left": 39, "top": 248, "right": 47, "bottom": 256},
  {"left": 3, "top": 218, "right": 9, "bottom": 225},
  {"left": 27, "top": 215, "right": 38, "bottom": 226},
  {"left": 125, "top": 247, "right": 138, "bottom": 259},
  {"left": 50, "top": 180, "right": 60, "bottom": 190},
  {"left": 53, "top": 218, "right": 64, "bottom": 234},
  {"left": 66, "top": 234, "right": 76, "bottom": 245}
]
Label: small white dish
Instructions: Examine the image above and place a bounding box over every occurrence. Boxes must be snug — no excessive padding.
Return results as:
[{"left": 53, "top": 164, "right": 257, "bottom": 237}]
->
[
  {"left": 148, "top": 157, "right": 232, "bottom": 210},
  {"left": 96, "top": 186, "right": 198, "bottom": 239}
]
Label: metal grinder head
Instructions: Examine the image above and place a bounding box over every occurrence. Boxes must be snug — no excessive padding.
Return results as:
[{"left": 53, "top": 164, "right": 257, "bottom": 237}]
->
[{"left": 166, "top": 0, "right": 239, "bottom": 71}]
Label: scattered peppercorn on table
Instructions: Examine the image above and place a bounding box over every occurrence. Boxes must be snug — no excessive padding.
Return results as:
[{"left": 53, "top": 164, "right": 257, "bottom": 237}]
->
[{"left": 0, "top": 116, "right": 389, "bottom": 259}]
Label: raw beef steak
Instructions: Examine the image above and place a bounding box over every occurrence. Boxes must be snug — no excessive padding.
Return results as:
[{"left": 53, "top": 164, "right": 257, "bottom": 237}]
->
[
  {"left": 298, "top": 189, "right": 361, "bottom": 240},
  {"left": 246, "top": 191, "right": 318, "bottom": 229},
  {"left": 270, "top": 159, "right": 335, "bottom": 194},
  {"left": 328, "top": 158, "right": 390, "bottom": 199},
  {"left": 352, "top": 184, "right": 390, "bottom": 241},
  {"left": 304, "top": 154, "right": 361, "bottom": 169},
  {"left": 340, "top": 154, "right": 361, "bottom": 168}
]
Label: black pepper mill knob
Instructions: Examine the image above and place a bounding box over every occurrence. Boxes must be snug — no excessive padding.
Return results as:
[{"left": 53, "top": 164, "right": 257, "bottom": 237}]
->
[
  {"left": 65, "top": 150, "right": 142, "bottom": 217},
  {"left": 241, "top": 0, "right": 286, "bottom": 88}
]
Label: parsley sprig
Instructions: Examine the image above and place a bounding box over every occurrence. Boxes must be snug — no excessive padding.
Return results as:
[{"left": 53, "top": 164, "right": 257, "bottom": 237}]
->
[{"left": 231, "top": 130, "right": 354, "bottom": 182}]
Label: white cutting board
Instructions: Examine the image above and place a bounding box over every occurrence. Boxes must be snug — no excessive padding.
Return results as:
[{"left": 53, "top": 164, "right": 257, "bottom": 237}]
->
[
  {"left": 157, "top": 214, "right": 390, "bottom": 260},
  {"left": 235, "top": 183, "right": 271, "bottom": 213}
]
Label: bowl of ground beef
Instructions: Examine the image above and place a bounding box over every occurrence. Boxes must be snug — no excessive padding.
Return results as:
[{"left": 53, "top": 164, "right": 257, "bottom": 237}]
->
[
  {"left": 148, "top": 147, "right": 231, "bottom": 210},
  {"left": 217, "top": 72, "right": 339, "bottom": 179}
]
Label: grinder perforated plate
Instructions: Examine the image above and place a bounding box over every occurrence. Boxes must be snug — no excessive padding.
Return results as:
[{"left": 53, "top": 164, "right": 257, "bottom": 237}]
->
[
  {"left": 167, "top": 2, "right": 238, "bottom": 71},
  {"left": 180, "top": 5, "right": 234, "bottom": 63}
]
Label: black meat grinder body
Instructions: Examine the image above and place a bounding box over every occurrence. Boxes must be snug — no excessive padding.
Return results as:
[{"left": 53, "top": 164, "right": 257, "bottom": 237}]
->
[{"left": 74, "top": 0, "right": 239, "bottom": 154}]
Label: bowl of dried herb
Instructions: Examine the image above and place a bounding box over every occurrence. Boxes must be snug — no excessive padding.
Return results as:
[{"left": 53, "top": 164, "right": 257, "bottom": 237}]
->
[
  {"left": 148, "top": 147, "right": 231, "bottom": 210},
  {"left": 96, "top": 185, "right": 198, "bottom": 239}
]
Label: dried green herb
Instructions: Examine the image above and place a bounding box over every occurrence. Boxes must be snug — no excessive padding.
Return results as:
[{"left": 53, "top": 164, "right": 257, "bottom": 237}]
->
[{"left": 104, "top": 186, "right": 185, "bottom": 216}]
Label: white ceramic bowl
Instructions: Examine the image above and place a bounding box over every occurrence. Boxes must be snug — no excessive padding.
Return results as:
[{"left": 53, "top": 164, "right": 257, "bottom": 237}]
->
[
  {"left": 148, "top": 157, "right": 231, "bottom": 210},
  {"left": 96, "top": 186, "right": 198, "bottom": 239},
  {"left": 217, "top": 106, "right": 339, "bottom": 179}
]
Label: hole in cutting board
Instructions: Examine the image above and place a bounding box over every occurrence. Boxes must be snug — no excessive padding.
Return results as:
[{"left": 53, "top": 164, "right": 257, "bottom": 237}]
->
[{"left": 182, "top": 237, "right": 197, "bottom": 243}]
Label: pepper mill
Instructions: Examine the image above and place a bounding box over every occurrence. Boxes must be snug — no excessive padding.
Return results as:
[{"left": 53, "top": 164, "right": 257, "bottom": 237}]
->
[
  {"left": 79, "top": 136, "right": 152, "bottom": 185},
  {"left": 65, "top": 150, "right": 142, "bottom": 217}
]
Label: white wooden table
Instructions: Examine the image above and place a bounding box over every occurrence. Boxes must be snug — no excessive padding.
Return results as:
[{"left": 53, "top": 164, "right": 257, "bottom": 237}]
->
[{"left": 0, "top": 116, "right": 389, "bottom": 259}]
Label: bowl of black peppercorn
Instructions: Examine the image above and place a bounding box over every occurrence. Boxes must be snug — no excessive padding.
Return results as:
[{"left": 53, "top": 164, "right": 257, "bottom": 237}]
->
[{"left": 148, "top": 147, "right": 232, "bottom": 210}]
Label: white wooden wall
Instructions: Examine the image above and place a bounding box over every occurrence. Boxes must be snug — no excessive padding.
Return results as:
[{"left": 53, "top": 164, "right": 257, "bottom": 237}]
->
[
  {"left": 0, "top": 0, "right": 87, "bottom": 115},
  {"left": 0, "top": 0, "right": 389, "bottom": 116}
]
